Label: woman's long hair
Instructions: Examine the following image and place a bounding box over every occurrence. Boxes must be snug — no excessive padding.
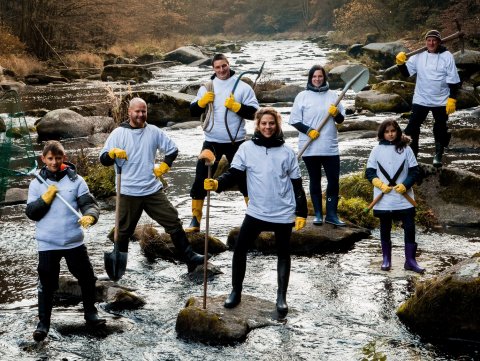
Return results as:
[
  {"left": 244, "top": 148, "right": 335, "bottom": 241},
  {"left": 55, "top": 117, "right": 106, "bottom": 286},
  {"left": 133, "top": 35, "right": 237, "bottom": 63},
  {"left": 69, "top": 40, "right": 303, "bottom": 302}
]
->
[{"left": 377, "top": 119, "right": 410, "bottom": 153}]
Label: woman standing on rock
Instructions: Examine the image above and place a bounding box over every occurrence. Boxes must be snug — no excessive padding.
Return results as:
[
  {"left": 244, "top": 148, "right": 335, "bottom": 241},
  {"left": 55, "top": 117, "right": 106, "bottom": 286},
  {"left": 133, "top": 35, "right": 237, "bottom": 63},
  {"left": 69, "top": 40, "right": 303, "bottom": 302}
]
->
[
  {"left": 365, "top": 119, "right": 424, "bottom": 274},
  {"left": 289, "top": 64, "right": 346, "bottom": 227},
  {"left": 204, "top": 107, "right": 308, "bottom": 317}
]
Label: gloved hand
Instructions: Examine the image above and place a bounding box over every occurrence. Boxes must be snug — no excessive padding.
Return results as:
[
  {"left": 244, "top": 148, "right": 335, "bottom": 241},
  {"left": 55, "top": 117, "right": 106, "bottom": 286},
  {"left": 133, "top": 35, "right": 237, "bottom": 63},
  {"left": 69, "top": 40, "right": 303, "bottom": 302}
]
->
[
  {"left": 108, "top": 148, "right": 128, "bottom": 160},
  {"left": 393, "top": 184, "right": 407, "bottom": 194},
  {"left": 153, "top": 162, "right": 170, "bottom": 178},
  {"left": 328, "top": 104, "right": 339, "bottom": 117},
  {"left": 225, "top": 94, "right": 241, "bottom": 113},
  {"left": 372, "top": 178, "right": 392, "bottom": 194},
  {"left": 446, "top": 98, "right": 456, "bottom": 115},
  {"left": 198, "top": 91, "right": 214, "bottom": 108},
  {"left": 78, "top": 215, "right": 95, "bottom": 228},
  {"left": 204, "top": 178, "right": 218, "bottom": 191},
  {"left": 295, "top": 217, "right": 306, "bottom": 231},
  {"left": 396, "top": 52, "right": 407, "bottom": 66},
  {"left": 41, "top": 185, "right": 58, "bottom": 205},
  {"left": 307, "top": 129, "right": 320, "bottom": 140}
]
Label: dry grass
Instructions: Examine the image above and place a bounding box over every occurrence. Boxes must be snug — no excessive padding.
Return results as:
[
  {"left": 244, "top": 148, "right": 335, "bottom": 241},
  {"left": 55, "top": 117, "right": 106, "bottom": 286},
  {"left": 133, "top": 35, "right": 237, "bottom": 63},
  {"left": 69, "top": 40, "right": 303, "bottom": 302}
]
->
[
  {"left": 63, "top": 52, "right": 103, "bottom": 69},
  {"left": 107, "top": 36, "right": 193, "bottom": 57},
  {"left": 0, "top": 54, "right": 46, "bottom": 77}
]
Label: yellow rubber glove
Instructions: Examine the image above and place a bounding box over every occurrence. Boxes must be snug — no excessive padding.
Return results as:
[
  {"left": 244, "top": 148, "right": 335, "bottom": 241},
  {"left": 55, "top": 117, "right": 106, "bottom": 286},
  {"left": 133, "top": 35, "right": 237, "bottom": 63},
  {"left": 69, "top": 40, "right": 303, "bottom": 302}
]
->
[
  {"left": 446, "top": 98, "right": 456, "bottom": 115},
  {"left": 307, "top": 129, "right": 320, "bottom": 140},
  {"left": 328, "top": 104, "right": 339, "bottom": 117},
  {"left": 204, "top": 178, "right": 218, "bottom": 191},
  {"left": 295, "top": 217, "right": 306, "bottom": 231},
  {"left": 78, "top": 215, "right": 95, "bottom": 228},
  {"left": 393, "top": 184, "right": 407, "bottom": 194},
  {"left": 108, "top": 148, "right": 128, "bottom": 160},
  {"left": 153, "top": 162, "right": 170, "bottom": 178},
  {"left": 41, "top": 185, "right": 58, "bottom": 205},
  {"left": 396, "top": 52, "right": 407, "bottom": 66},
  {"left": 372, "top": 178, "right": 392, "bottom": 194},
  {"left": 198, "top": 91, "right": 214, "bottom": 108},
  {"left": 225, "top": 94, "right": 241, "bottom": 113}
]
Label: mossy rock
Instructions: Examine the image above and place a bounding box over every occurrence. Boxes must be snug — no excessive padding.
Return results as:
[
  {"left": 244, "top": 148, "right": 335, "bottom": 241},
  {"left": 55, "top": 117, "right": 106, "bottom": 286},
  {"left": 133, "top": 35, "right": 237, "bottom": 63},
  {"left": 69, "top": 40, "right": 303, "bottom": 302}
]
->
[
  {"left": 84, "top": 163, "right": 115, "bottom": 198},
  {"left": 135, "top": 224, "right": 227, "bottom": 262},
  {"left": 397, "top": 254, "right": 480, "bottom": 341},
  {"left": 176, "top": 295, "right": 280, "bottom": 345}
]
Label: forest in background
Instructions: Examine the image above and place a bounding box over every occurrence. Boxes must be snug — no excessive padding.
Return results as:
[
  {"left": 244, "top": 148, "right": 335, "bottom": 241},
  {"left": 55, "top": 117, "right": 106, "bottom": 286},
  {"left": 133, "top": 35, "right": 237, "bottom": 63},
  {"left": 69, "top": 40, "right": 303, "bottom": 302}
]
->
[{"left": 0, "top": 0, "right": 479, "bottom": 63}]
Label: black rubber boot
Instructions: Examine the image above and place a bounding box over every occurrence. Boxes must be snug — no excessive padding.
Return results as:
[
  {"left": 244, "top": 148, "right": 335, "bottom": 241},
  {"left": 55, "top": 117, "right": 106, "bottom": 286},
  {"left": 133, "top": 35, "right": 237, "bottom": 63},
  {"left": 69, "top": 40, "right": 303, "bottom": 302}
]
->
[
  {"left": 380, "top": 240, "right": 392, "bottom": 271},
  {"left": 81, "top": 281, "right": 106, "bottom": 326},
  {"left": 33, "top": 291, "right": 53, "bottom": 342},
  {"left": 170, "top": 230, "right": 205, "bottom": 272},
  {"left": 404, "top": 243, "right": 425, "bottom": 274},
  {"left": 276, "top": 258, "right": 291, "bottom": 317},
  {"left": 324, "top": 196, "right": 346, "bottom": 227},
  {"left": 432, "top": 143, "right": 444, "bottom": 168},
  {"left": 224, "top": 252, "right": 246, "bottom": 309},
  {"left": 311, "top": 194, "right": 323, "bottom": 226}
]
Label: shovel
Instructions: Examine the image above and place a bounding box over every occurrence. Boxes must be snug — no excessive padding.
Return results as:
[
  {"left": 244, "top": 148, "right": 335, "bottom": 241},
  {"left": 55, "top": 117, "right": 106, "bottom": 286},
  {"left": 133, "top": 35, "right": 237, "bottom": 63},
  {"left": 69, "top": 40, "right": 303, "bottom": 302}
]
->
[
  {"left": 297, "top": 65, "right": 370, "bottom": 159},
  {"left": 104, "top": 162, "right": 128, "bottom": 282}
]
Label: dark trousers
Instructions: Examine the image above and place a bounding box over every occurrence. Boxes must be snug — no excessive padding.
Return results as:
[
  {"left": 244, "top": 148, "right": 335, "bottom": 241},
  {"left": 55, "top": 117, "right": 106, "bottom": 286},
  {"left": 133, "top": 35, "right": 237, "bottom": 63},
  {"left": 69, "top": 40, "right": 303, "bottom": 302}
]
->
[
  {"left": 302, "top": 155, "right": 340, "bottom": 199},
  {"left": 235, "top": 215, "right": 293, "bottom": 261},
  {"left": 37, "top": 244, "right": 97, "bottom": 312},
  {"left": 404, "top": 103, "right": 449, "bottom": 156},
  {"left": 190, "top": 140, "right": 247, "bottom": 199},
  {"left": 375, "top": 208, "right": 416, "bottom": 245},
  {"left": 118, "top": 189, "right": 183, "bottom": 252}
]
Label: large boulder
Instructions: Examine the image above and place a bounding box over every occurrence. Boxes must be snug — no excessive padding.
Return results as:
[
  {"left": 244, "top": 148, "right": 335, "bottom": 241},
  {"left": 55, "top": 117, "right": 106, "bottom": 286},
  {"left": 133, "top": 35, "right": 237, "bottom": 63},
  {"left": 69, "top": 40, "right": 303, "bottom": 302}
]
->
[
  {"left": 450, "top": 128, "right": 480, "bottom": 149},
  {"left": 163, "top": 46, "right": 209, "bottom": 65},
  {"left": 35, "top": 109, "right": 94, "bottom": 141},
  {"left": 362, "top": 42, "right": 409, "bottom": 68},
  {"left": 397, "top": 254, "right": 480, "bottom": 342},
  {"left": 453, "top": 49, "right": 480, "bottom": 76},
  {"left": 227, "top": 221, "right": 370, "bottom": 255},
  {"left": 256, "top": 84, "right": 303, "bottom": 103},
  {"left": 176, "top": 295, "right": 283, "bottom": 345},
  {"left": 101, "top": 64, "right": 153, "bottom": 83},
  {"left": 130, "top": 90, "right": 197, "bottom": 126},
  {"left": 371, "top": 80, "right": 415, "bottom": 105},
  {"left": 355, "top": 90, "right": 410, "bottom": 113},
  {"left": 25, "top": 73, "right": 69, "bottom": 85},
  {"left": 327, "top": 64, "right": 367, "bottom": 90},
  {"left": 415, "top": 164, "right": 480, "bottom": 227}
]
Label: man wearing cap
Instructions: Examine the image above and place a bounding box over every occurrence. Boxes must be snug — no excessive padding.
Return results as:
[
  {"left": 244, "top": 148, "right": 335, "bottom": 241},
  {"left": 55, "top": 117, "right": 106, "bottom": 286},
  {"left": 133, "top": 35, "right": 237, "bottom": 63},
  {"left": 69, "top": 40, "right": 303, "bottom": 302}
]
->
[{"left": 395, "top": 29, "right": 461, "bottom": 167}]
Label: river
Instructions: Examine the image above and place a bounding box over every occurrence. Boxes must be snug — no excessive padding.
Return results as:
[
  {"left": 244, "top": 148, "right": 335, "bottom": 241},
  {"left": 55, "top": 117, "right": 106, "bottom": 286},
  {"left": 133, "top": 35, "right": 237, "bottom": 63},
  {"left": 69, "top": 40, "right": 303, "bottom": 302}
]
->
[{"left": 0, "top": 40, "right": 479, "bottom": 361}]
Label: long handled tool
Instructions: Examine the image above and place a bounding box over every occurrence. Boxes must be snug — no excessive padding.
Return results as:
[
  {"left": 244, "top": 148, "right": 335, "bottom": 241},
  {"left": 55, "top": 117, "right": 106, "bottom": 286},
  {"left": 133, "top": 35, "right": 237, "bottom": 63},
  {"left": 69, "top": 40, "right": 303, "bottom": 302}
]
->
[
  {"left": 364, "top": 191, "right": 417, "bottom": 213},
  {"left": 104, "top": 161, "right": 128, "bottom": 282},
  {"left": 225, "top": 61, "right": 265, "bottom": 144},
  {"left": 198, "top": 149, "right": 215, "bottom": 309},
  {"left": 297, "top": 65, "right": 370, "bottom": 159}
]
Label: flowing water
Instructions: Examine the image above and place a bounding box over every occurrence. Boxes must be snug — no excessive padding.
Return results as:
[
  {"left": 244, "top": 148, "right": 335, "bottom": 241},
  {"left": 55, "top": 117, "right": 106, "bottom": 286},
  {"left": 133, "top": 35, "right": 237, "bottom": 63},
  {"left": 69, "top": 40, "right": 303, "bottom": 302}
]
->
[{"left": 1, "top": 40, "right": 479, "bottom": 361}]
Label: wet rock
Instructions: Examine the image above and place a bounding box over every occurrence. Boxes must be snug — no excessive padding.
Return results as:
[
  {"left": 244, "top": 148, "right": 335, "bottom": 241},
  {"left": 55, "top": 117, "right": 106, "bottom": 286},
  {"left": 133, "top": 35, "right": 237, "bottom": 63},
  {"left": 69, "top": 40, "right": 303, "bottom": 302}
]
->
[
  {"left": 450, "top": 128, "right": 480, "bottom": 149},
  {"left": 256, "top": 84, "right": 303, "bottom": 103},
  {"left": 56, "top": 276, "right": 146, "bottom": 310},
  {"left": 135, "top": 224, "right": 227, "bottom": 262},
  {"left": 167, "top": 120, "right": 201, "bottom": 130},
  {"left": 163, "top": 46, "right": 209, "bottom": 65},
  {"left": 362, "top": 41, "right": 409, "bottom": 68},
  {"left": 397, "top": 254, "right": 480, "bottom": 342},
  {"left": 3, "top": 187, "right": 27, "bottom": 205},
  {"left": 337, "top": 119, "right": 380, "bottom": 132},
  {"left": 328, "top": 64, "right": 365, "bottom": 90},
  {"left": 24, "top": 108, "right": 49, "bottom": 117},
  {"left": 227, "top": 221, "right": 370, "bottom": 255},
  {"left": 176, "top": 295, "right": 282, "bottom": 344},
  {"left": 371, "top": 80, "right": 415, "bottom": 105},
  {"left": 101, "top": 64, "right": 153, "bottom": 83},
  {"left": 415, "top": 163, "right": 480, "bottom": 227},
  {"left": 25, "top": 73, "right": 69, "bottom": 85},
  {"left": 355, "top": 90, "right": 410, "bottom": 113},
  {"left": 184, "top": 262, "right": 224, "bottom": 284},
  {"left": 178, "top": 82, "right": 202, "bottom": 95},
  {"left": 456, "top": 88, "right": 480, "bottom": 110},
  {"left": 35, "top": 108, "right": 94, "bottom": 141},
  {"left": 84, "top": 115, "right": 115, "bottom": 134}
]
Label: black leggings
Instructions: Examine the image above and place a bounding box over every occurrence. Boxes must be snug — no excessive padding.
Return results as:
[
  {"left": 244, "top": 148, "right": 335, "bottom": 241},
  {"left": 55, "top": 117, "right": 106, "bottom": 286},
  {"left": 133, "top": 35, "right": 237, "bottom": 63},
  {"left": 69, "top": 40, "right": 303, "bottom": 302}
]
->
[
  {"left": 375, "top": 208, "right": 416, "bottom": 245},
  {"left": 190, "top": 140, "right": 247, "bottom": 199},
  {"left": 302, "top": 155, "right": 340, "bottom": 199},
  {"left": 234, "top": 214, "right": 293, "bottom": 260}
]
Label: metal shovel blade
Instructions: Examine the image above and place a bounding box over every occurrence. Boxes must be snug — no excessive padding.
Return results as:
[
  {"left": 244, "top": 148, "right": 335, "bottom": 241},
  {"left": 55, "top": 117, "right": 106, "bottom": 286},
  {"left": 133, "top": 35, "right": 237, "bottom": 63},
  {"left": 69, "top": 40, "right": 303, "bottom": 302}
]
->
[
  {"left": 104, "top": 246, "right": 128, "bottom": 282},
  {"left": 340, "top": 64, "right": 370, "bottom": 93}
]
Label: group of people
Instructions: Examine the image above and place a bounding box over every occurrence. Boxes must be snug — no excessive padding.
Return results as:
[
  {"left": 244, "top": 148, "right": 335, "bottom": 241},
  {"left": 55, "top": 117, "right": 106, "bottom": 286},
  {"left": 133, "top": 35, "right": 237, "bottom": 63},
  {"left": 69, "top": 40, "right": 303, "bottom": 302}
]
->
[{"left": 26, "top": 29, "right": 459, "bottom": 341}]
